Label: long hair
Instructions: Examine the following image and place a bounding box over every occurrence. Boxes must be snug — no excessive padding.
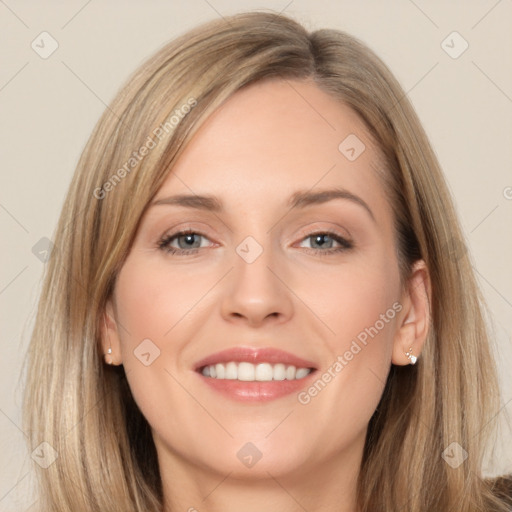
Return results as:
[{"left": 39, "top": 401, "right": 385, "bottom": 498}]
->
[{"left": 22, "top": 11, "right": 511, "bottom": 511}]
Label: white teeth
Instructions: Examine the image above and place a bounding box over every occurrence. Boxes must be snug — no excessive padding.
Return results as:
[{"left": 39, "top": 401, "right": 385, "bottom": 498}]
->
[
  {"left": 225, "top": 361, "right": 238, "bottom": 379},
  {"left": 273, "top": 363, "right": 286, "bottom": 381},
  {"left": 215, "top": 363, "right": 225, "bottom": 379},
  {"left": 200, "top": 362, "right": 312, "bottom": 381},
  {"left": 238, "top": 362, "right": 255, "bottom": 381},
  {"left": 295, "top": 367, "right": 310, "bottom": 379},
  {"left": 255, "top": 363, "right": 273, "bottom": 381}
]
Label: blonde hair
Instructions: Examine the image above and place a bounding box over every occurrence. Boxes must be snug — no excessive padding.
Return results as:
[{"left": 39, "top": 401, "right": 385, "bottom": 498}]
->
[{"left": 22, "top": 11, "right": 511, "bottom": 511}]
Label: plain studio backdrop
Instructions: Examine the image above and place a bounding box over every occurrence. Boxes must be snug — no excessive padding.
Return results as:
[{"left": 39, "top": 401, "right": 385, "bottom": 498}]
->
[{"left": 0, "top": 1, "right": 511, "bottom": 509}]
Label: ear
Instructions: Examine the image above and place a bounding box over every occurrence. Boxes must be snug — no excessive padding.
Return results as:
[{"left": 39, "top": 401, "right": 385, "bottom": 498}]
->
[
  {"left": 391, "top": 259, "right": 431, "bottom": 366},
  {"left": 99, "top": 300, "right": 123, "bottom": 366}
]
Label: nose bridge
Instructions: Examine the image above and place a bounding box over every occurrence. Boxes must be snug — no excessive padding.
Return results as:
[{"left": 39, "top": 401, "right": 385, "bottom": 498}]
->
[{"left": 220, "top": 233, "right": 294, "bottom": 325}]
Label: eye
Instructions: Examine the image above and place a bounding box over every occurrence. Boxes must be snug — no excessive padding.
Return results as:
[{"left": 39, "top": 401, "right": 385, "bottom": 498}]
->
[
  {"left": 158, "top": 230, "right": 213, "bottom": 255},
  {"left": 157, "top": 229, "right": 353, "bottom": 256},
  {"left": 298, "top": 232, "right": 353, "bottom": 254}
]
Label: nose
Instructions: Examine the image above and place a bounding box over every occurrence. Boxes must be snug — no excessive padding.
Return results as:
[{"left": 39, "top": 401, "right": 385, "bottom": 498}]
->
[{"left": 220, "top": 242, "right": 294, "bottom": 328}]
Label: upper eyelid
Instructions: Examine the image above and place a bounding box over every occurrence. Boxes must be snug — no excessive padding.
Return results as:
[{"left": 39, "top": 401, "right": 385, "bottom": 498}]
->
[{"left": 160, "top": 219, "right": 351, "bottom": 237}]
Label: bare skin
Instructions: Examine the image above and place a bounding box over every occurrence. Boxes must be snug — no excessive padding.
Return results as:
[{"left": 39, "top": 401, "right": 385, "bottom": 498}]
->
[{"left": 102, "top": 78, "right": 430, "bottom": 512}]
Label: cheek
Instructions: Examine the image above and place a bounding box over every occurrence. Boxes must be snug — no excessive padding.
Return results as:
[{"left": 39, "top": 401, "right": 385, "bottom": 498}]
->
[
  {"left": 296, "top": 251, "right": 400, "bottom": 418},
  {"left": 113, "top": 255, "right": 215, "bottom": 350},
  {"left": 111, "top": 257, "right": 193, "bottom": 393},
  {"left": 308, "top": 251, "right": 400, "bottom": 352},
  {"left": 111, "top": 257, "right": 205, "bottom": 437}
]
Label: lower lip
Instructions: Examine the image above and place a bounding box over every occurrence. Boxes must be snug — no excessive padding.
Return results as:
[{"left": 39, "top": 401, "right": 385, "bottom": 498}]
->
[{"left": 197, "top": 371, "right": 317, "bottom": 402}]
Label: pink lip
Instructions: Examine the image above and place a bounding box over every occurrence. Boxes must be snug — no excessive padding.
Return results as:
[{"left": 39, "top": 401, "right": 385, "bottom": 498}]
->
[
  {"left": 194, "top": 346, "right": 318, "bottom": 403},
  {"left": 194, "top": 346, "right": 317, "bottom": 371}
]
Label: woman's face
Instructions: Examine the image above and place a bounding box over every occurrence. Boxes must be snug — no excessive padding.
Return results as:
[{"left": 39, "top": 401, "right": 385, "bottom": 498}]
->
[{"left": 107, "top": 79, "right": 424, "bottom": 486}]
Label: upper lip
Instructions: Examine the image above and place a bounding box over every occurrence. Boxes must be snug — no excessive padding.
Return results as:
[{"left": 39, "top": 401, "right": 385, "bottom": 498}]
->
[{"left": 194, "top": 346, "right": 317, "bottom": 371}]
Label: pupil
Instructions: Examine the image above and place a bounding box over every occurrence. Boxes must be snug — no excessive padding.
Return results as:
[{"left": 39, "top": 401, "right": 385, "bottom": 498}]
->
[
  {"left": 314, "top": 234, "right": 331, "bottom": 248},
  {"left": 180, "top": 234, "right": 198, "bottom": 248}
]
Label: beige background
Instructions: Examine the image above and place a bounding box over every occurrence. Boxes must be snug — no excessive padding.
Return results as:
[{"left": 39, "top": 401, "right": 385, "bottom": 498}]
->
[{"left": 1, "top": 1, "right": 511, "bottom": 509}]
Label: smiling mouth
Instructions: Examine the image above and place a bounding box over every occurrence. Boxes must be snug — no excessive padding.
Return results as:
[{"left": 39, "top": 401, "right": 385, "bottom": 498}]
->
[{"left": 198, "top": 362, "right": 315, "bottom": 381}]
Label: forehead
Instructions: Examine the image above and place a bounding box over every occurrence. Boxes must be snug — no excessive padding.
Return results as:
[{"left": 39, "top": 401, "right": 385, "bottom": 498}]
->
[{"left": 156, "top": 78, "right": 387, "bottom": 216}]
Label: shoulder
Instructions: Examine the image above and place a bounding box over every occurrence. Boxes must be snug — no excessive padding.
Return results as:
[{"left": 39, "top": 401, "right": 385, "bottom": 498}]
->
[{"left": 486, "top": 474, "right": 512, "bottom": 502}]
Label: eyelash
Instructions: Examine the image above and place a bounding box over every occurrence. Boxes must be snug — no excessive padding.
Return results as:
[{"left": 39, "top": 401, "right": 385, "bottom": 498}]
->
[{"left": 157, "top": 229, "right": 353, "bottom": 256}]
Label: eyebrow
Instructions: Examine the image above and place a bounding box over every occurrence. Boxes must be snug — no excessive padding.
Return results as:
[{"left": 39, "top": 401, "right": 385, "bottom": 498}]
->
[{"left": 151, "top": 187, "right": 375, "bottom": 222}]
